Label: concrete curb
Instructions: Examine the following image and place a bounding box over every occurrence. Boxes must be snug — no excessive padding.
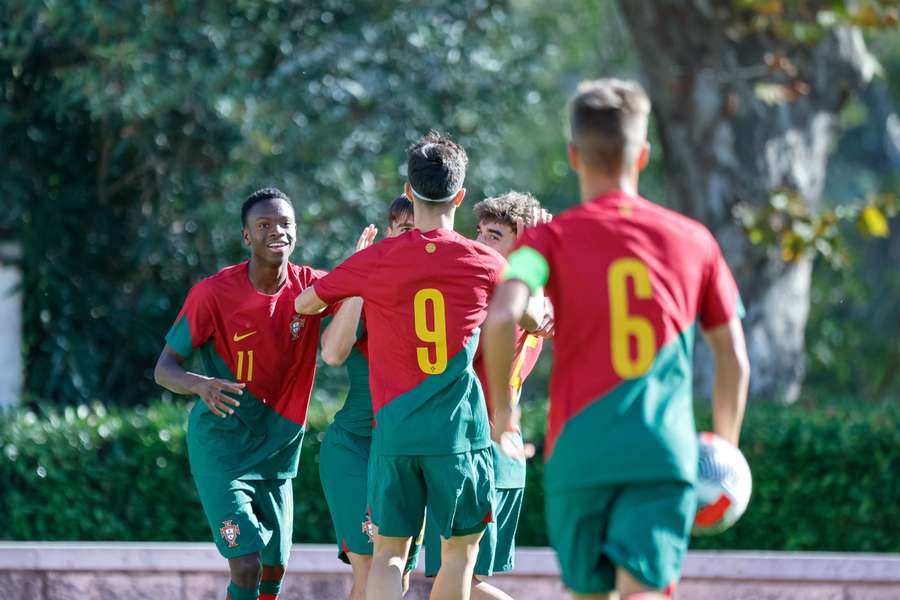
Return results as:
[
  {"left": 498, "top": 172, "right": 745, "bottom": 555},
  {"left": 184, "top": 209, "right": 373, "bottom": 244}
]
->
[{"left": 1, "top": 543, "right": 898, "bottom": 582}]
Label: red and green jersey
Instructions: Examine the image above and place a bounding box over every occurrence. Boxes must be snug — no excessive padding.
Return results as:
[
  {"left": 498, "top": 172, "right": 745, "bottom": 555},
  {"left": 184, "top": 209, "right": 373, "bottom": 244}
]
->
[
  {"left": 475, "top": 329, "right": 544, "bottom": 488},
  {"left": 314, "top": 228, "right": 506, "bottom": 456},
  {"left": 506, "top": 191, "right": 742, "bottom": 492},
  {"left": 326, "top": 315, "right": 374, "bottom": 438},
  {"left": 165, "top": 261, "right": 331, "bottom": 481}
]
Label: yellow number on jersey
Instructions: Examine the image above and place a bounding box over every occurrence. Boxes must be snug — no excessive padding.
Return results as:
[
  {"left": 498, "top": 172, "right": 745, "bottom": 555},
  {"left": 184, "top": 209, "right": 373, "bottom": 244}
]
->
[
  {"left": 236, "top": 350, "right": 254, "bottom": 382},
  {"left": 509, "top": 334, "right": 540, "bottom": 403},
  {"left": 608, "top": 258, "right": 656, "bottom": 379},
  {"left": 413, "top": 288, "right": 448, "bottom": 374}
]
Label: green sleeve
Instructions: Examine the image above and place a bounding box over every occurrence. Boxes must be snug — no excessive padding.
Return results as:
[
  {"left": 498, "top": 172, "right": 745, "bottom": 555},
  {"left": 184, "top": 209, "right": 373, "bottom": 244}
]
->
[
  {"left": 503, "top": 246, "right": 549, "bottom": 293},
  {"left": 164, "top": 314, "right": 193, "bottom": 358}
]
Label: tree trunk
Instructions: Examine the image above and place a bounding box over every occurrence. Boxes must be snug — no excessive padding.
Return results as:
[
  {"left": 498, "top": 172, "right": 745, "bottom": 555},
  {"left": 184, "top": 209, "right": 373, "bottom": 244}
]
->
[{"left": 617, "top": 1, "right": 875, "bottom": 402}]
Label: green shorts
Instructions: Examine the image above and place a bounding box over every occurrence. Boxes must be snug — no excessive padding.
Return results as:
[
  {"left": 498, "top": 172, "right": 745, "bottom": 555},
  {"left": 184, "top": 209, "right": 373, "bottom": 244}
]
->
[
  {"left": 368, "top": 448, "right": 494, "bottom": 540},
  {"left": 319, "top": 423, "right": 421, "bottom": 570},
  {"left": 194, "top": 476, "right": 293, "bottom": 564},
  {"left": 424, "top": 486, "right": 523, "bottom": 577},
  {"left": 319, "top": 424, "right": 372, "bottom": 563},
  {"left": 545, "top": 481, "right": 695, "bottom": 594}
]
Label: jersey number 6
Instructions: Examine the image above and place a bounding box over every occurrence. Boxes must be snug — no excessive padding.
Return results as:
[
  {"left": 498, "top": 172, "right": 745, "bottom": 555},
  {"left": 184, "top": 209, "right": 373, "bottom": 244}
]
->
[
  {"left": 608, "top": 258, "right": 657, "bottom": 379},
  {"left": 413, "top": 288, "right": 448, "bottom": 375}
]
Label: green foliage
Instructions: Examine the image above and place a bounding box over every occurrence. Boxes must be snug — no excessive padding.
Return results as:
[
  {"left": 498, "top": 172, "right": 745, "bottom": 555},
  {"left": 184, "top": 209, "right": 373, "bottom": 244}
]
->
[
  {"left": 0, "top": 0, "right": 628, "bottom": 407},
  {"left": 2, "top": 399, "right": 897, "bottom": 553},
  {"left": 688, "top": 398, "right": 900, "bottom": 552},
  {"left": 734, "top": 188, "right": 897, "bottom": 267},
  {"left": 732, "top": 0, "right": 900, "bottom": 42}
]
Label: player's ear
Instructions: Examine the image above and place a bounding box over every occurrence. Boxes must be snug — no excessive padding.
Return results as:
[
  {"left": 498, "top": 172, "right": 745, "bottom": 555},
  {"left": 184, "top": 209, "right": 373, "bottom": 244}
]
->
[
  {"left": 452, "top": 187, "right": 466, "bottom": 207},
  {"left": 637, "top": 142, "right": 651, "bottom": 172},
  {"left": 404, "top": 182, "right": 414, "bottom": 201},
  {"left": 242, "top": 227, "right": 251, "bottom": 246},
  {"left": 567, "top": 143, "right": 579, "bottom": 172}
]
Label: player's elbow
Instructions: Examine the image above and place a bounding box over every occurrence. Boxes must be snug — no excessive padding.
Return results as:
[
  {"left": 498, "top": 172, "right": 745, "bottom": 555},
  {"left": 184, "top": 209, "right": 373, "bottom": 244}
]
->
[
  {"left": 153, "top": 354, "right": 169, "bottom": 388},
  {"left": 715, "top": 342, "right": 751, "bottom": 386},
  {"left": 484, "top": 304, "right": 518, "bottom": 334},
  {"left": 320, "top": 346, "right": 349, "bottom": 367}
]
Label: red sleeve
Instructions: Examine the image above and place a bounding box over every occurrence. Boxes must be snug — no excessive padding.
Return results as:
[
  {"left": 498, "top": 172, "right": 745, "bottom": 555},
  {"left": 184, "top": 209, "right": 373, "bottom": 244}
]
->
[
  {"left": 699, "top": 235, "right": 741, "bottom": 330},
  {"left": 307, "top": 267, "right": 341, "bottom": 317},
  {"left": 514, "top": 223, "right": 554, "bottom": 262},
  {"left": 164, "top": 281, "right": 215, "bottom": 358},
  {"left": 314, "top": 246, "right": 378, "bottom": 305}
]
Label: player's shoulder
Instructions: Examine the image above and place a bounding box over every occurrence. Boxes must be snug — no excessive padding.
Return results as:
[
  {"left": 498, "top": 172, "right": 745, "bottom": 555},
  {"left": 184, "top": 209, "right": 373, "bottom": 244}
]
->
[
  {"left": 637, "top": 197, "right": 717, "bottom": 249},
  {"left": 191, "top": 261, "right": 247, "bottom": 295},
  {"left": 451, "top": 231, "right": 506, "bottom": 274},
  {"left": 288, "top": 261, "right": 329, "bottom": 284}
]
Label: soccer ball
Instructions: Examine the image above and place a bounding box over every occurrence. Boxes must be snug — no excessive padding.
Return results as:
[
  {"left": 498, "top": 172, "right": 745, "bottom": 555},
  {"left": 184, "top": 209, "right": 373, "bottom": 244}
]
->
[{"left": 692, "top": 432, "right": 752, "bottom": 535}]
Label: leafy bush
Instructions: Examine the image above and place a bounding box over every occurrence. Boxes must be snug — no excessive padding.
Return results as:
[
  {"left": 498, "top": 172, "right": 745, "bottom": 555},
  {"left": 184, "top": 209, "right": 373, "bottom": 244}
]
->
[{"left": 2, "top": 398, "right": 897, "bottom": 552}]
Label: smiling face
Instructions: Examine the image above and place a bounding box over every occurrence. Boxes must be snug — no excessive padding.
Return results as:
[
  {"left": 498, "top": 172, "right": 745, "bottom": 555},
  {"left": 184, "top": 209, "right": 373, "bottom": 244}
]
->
[
  {"left": 242, "top": 197, "right": 296, "bottom": 265},
  {"left": 475, "top": 218, "right": 517, "bottom": 258}
]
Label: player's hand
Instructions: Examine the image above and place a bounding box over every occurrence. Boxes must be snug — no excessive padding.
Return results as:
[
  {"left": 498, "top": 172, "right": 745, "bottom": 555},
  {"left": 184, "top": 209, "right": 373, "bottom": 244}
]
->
[
  {"left": 534, "top": 298, "right": 555, "bottom": 338},
  {"left": 189, "top": 376, "right": 244, "bottom": 418},
  {"left": 355, "top": 224, "right": 378, "bottom": 253},
  {"left": 515, "top": 206, "right": 553, "bottom": 239},
  {"left": 491, "top": 405, "right": 526, "bottom": 459}
]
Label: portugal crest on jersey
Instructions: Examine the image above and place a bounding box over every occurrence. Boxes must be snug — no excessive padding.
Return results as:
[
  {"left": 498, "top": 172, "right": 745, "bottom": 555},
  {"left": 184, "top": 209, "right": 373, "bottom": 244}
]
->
[
  {"left": 220, "top": 520, "right": 240, "bottom": 547},
  {"left": 290, "top": 314, "right": 305, "bottom": 340},
  {"left": 361, "top": 514, "right": 375, "bottom": 543}
]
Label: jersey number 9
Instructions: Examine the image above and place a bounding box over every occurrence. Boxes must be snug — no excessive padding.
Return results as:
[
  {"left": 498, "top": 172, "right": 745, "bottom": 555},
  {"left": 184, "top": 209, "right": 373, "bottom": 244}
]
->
[{"left": 413, "top": 288, "right": 448, "bottom": 375}]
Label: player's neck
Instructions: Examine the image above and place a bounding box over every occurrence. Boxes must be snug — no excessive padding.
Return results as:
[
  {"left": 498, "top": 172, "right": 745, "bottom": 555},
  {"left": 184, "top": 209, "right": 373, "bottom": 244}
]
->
[
  {"left": 414, "top": 210, "right": 455, "bottom": 234},
  {"left": 247, "top": 258, "right": 289, "bottom": 295},
  {"left": 578, "top": 168, "right": 639, "bottom": 203}
]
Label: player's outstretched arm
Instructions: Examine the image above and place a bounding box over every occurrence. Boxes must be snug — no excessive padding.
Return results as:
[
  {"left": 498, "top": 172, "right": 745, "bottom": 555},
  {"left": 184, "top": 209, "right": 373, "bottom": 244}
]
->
[
  {"left": 515, "top": 206, "right": 554, "bottom": 335},
  {"left": 703, "top": 315, "right": 750, "bottom": 446},
  {"left": 318, "top": 225, "right": 377, "bottom": 366},
  {"left": 294, "top": 286, "right": 328, "bottom": 315},
  {"left": 483, "top": 279, "right": 532, "bottom": 457},
  {"left": 320, "top": 298, "right": 363, "bottom": 367},
  {"left": 154, "top": 345, "right": 244, "bottom": 418}
]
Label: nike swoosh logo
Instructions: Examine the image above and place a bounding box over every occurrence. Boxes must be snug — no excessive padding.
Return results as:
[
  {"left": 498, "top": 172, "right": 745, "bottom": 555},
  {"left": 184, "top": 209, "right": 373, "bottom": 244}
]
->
[{"left": 232, "top": 331, "right": 257, "bottom": 342}]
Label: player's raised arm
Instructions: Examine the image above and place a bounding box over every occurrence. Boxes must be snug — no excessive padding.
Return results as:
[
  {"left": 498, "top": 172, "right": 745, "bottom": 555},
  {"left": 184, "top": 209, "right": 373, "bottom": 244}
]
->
[
  {"left": 703, "top": 316, "right": 750, "bottom": 446},
  {"left": 294, "top": 285, "right": 328, "bottom": 315},
  {"left": 483, "top": 279, "right": 533, "bottom": 455},
  {"left": 319, "top": 225, "right": 378, "bottom": 366},
  {"left": 515, "top": 205, "right": 554, "bottom": 335},
  {"left": 154, "top": 345, "right": 244, "bottom": 418}
]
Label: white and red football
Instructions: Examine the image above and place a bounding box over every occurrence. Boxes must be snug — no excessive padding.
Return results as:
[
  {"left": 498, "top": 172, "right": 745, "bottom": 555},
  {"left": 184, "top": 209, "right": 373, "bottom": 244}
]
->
[{"left": 693, "top": 432, "right": 752, "bottom": 535}]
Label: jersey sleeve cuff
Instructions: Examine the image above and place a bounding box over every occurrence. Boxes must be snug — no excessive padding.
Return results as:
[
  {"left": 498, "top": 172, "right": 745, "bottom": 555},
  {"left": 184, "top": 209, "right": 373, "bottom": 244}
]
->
[{"left": 502, "top": 246, "right": 549, "bottom": 294}]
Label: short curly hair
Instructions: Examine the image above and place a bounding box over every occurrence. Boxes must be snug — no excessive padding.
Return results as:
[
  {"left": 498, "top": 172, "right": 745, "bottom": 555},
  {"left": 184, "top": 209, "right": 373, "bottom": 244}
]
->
[
  {"left": 406, "top": 132, "right": 468, "bottom": 202},
  {"left": 473, "top": 191, "right": 541, "bottom": 231},
  {"left": 241, "top": 187, "right": 293, "bottom": 226}
]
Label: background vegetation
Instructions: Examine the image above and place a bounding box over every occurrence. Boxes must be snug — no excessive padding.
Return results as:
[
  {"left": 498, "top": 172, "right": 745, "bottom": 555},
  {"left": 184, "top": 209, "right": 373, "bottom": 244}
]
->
[{"left": 1, "top": 0, "right": 897, "bottom": 548}]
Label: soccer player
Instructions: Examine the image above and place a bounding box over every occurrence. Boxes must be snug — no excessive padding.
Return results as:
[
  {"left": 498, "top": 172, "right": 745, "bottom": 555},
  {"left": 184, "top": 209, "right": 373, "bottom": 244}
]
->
[
  {"left": 317, "top": 195, "right": 417, "bottom": 600},
  {"left": 482, "top": 79, "right": 751, "bottom": 600},
  {"left": 423, "top": 191, "right": 550, "bottom": 600},
  {"left": 154, "top": 187, "right": 338, "bottom": 600},
  {"left": 295, "top": 132, "right": 540, "bottom": 600}
]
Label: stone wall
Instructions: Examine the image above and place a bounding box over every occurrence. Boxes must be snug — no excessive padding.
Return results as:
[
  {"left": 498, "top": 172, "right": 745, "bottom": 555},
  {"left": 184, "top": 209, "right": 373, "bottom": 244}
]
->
[{"left": 1, "top": 543, "right": 898, "bottom": 599}]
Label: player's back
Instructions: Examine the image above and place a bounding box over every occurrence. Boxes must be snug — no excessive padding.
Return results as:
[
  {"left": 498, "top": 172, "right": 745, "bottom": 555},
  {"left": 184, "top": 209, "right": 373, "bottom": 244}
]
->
[
  {"left": 319, "top": 228, "right": 506, "bottom": 457},
  {"left": 518, "top": 191, "right": 741, "bottom": 491}
]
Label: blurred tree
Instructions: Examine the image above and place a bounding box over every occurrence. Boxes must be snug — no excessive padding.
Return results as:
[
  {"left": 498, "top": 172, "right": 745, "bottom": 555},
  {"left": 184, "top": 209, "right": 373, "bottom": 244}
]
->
[
  {"left": 617, "top": 0, "right": 896, "bottom": 402},
  {"left": 0, "top": 0, "right": 628, "bottom": 406}
]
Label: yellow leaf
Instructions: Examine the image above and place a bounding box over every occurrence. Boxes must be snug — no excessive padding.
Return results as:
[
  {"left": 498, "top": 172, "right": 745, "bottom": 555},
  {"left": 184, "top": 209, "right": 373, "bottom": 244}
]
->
[
  {"left": 755, "top": 0, "right": 783, "bottom": 16},
  {"left": 858, "top": 205, "right": 889, "bottom": 237}
]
